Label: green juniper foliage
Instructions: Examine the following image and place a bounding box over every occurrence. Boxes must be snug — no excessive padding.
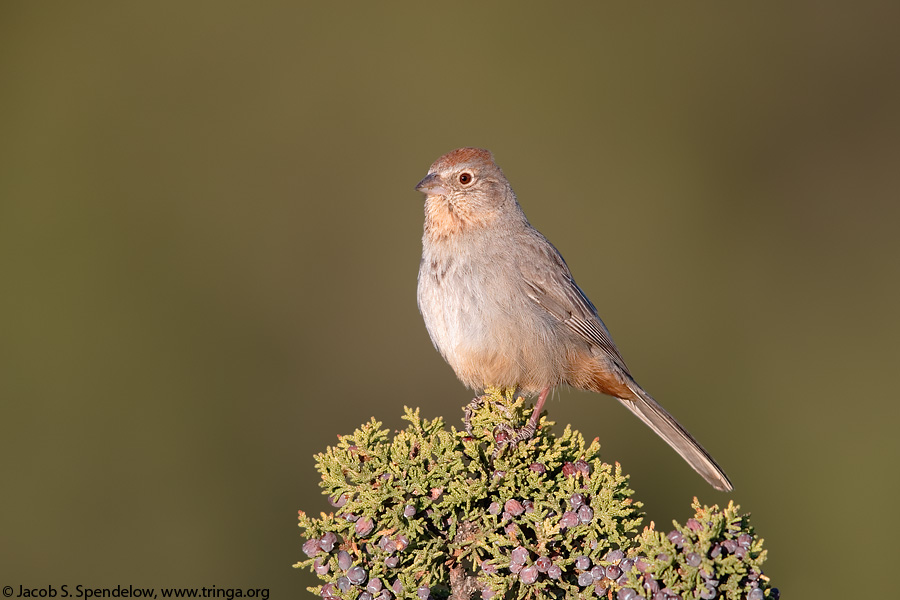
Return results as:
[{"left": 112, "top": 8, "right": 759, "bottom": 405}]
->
[{"left": 295, "top": 389, "right": 776, "bottom": 600}]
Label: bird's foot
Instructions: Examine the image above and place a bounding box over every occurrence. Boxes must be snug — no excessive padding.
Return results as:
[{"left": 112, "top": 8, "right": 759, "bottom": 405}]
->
[
  {"left": 491, "top": 418, "right": 538, "bottom": 458},
  {"left": 465, "top": 393, "right": 515, "bottom": 435},
  {"left": 463, "top": 396, "right": 485, "bottom": 435},
  {"left": 490, "top": 386, "right": 549, "bottom": 456}
]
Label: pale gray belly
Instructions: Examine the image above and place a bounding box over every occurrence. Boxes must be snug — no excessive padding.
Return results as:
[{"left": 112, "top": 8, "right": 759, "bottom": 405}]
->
[{"left": 417, "top": 248, "right": 568, "bottom": 393}]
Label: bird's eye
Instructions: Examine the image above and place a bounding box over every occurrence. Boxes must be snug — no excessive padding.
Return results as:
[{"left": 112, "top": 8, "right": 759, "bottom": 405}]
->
[{"left": 458, "top": 172, "right": 473, "bottom": 185}]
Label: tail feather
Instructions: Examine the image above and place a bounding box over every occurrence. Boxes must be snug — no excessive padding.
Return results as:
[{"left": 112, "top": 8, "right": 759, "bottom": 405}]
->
[{"left": 620, "top": 382, "right": 733, "bottom": 492}]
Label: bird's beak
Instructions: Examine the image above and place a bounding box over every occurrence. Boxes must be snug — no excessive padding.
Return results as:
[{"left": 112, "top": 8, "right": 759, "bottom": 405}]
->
[{"left": 415, "top": 173, "right": 450, "bottom": 196}]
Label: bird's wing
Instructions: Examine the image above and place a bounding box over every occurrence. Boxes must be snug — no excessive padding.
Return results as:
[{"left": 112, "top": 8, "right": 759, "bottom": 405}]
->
[{"left": 517, "top": 233, "right": 630, "bottom": 375}]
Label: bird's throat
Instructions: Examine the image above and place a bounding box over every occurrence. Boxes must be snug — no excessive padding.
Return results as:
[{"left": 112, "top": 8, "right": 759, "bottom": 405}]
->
[{"left": 424, "top": 197, "right": 467, "bottom": 240}]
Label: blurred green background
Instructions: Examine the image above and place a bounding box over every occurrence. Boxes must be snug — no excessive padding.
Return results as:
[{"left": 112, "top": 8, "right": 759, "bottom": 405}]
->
[{"left": 2, "top": 2, "right": 898, "bottom": 598}]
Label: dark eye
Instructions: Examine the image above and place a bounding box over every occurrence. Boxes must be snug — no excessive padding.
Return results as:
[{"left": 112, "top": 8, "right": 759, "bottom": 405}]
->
[{"left": 458, "top": 172, "right": 473, "bottom": 185}]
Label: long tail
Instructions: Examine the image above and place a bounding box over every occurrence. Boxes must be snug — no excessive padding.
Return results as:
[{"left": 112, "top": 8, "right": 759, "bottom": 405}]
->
[{"left": 620, "top": 382, "right": 733, "bottom": 491}]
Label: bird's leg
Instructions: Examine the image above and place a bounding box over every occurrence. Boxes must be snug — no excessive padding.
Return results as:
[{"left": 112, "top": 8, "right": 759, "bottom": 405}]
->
[{"left": 510, "top": 386, "right": 551, "bottom": 443}]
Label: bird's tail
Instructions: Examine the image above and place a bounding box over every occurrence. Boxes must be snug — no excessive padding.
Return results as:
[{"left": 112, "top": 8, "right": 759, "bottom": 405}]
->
[{"left": 619, "top": 382, "right": 733, "bottom": 492}]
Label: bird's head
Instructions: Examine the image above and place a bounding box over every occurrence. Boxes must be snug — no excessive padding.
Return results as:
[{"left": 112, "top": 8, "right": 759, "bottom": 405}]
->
[{"left": 415, "top": 147, "right": 521, "bottom": 238}]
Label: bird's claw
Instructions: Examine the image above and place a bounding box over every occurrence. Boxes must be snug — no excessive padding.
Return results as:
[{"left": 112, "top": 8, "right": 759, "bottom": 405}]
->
[
  {"left": 463, "top": 396, "right": 485, "bottom": 434},
  {"left": 465, "top": 393, "right": 516, "bottom": 434},
  {"left": 490, "top": 420, "right": 537, "bottom": 458}
]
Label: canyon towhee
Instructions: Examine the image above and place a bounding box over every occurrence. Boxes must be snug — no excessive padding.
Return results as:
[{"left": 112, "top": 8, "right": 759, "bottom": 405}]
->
[{"left": 415, "top": 147, "right": 732, "bottom": 491}]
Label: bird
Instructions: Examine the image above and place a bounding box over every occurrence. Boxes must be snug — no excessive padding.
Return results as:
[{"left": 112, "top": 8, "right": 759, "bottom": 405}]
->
[{"left": 414, "top": 147, "right": 733, "bottom": 492}]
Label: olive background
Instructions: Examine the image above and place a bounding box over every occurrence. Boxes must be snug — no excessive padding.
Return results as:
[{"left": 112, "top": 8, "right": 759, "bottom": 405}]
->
[{"left": 2, "top": 3, "right": 898, "bottom": 599}]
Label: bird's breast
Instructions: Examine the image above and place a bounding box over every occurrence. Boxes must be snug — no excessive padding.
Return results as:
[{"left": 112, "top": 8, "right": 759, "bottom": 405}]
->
[{"left": 417, "top": 236, "right": 569, "bottom": 392}]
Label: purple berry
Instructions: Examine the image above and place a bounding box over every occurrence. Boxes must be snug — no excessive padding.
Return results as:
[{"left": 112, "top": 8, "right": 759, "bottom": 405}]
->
[
  {"left": 313, "top": 557, "right": 329, "bottom": 575},
  {"left": 385, "top": 556, "right": 399, "bottom": 568},
  {"left": 416, "top": 586, "right": 430, "bottom": 600},
  {"left": 379, "top": 536, "right": 396, "bottom": 553},
  {"left": 302, "top": 539, "right": 320, "bottom": 557},
  {"left": 319, "top": 583, "right": 335, "bottom": 599},
  {"left": 570, "top": 493, "right": 585, "bottom": 509},
  {"left": 606, "top": 565, "right": 622, "bottom": 579},
  {"left": 337, "top": 550, "right": 352, "bottom": 570},
  {"left": 395, "top": 534, "right": 409, "bottom": 551},
  {"left": 511, "top": 546, "right": 529, "bottom": 566},
  {"left": 578, "top": 505, "right": 594, "bottom": 523},
  {"left": 336, "top": 577, "right": 351, "bottom": 592},
  {"left": 519, "top": 565, "right": 539, "bottom": 584},
  {"left": 698, "top": 585, "right": 716, "bottom": 599},
  {"left": 578, "top": 571, "right": 594, "bottom": 587},
  {"left": 329, "top": 494, "right": 348, "bottom": 508},
  {"left": 505, "top": 499, "right": 525, "bottom": 516},
  {"left": 547, "top": 564, "right": 562, "bottom": 579},
  {"left": 319, "top": 532, "right": 338, "bottom": 552},
  {"left": 686, "top": 518, "right": 702, "bottom": 532},
  {"left": 667, "top": 530, "right": 685, "bottom": 548},
  {"left": 359, "top": 594, "right": 372, "bottom": 600},
  {"left": 591, "top": 565, "right": 605, "bottom": 580},
  {"left": 575, "top": 555, "right": 591, "bottom": 570},
  {"left": 560, "top": 511, "right": 579, "bottom": 529},
  {"left": 404, "top": 505, "right": 416, "bottom": 518},
  {"left": 529, "top": 462, "right": 547, "bottom": 473},
  {"left": 562, "top": 462, "right": 577, "bottom": 476},
  {"left": 605, "top": 549, "right": 624, "bottom": 564},
  {"left": 535, "top": 556, "right": 551, "bottom": 572},
  {"left": 686, "top": 552, "right": 701, "bottom": 567},
  {"left": 494, "top": 428, "right": 510, "bottom": 444},
  {"left": 574, "top": 459, "right": 591, "bottom": 475},
  {"left": 738, "top": 533, "right": 752, "bottom": 549},
  {"left": 348, "top": 565, "right": 367, "bottom": 585},
  {"left": 617, "top": 588, "right": 637, "bottom": 600},
  {"left": 355, "top": 516, "right": 374, "bottom": 537},
  {"left": 367, "top": 578, "right": 383, "bottom": 594},
  {"left": 642, "top": 574, "right": 660, "bottom": 594},
  {"left": 748, "top": 590, "right": 763, "bottom": 600},
  {"left": 391, "top": 580, "right": 402, "bottom": 594},
  {"left": 488, "top": 502, "right": 501, "bottom": 515}
]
